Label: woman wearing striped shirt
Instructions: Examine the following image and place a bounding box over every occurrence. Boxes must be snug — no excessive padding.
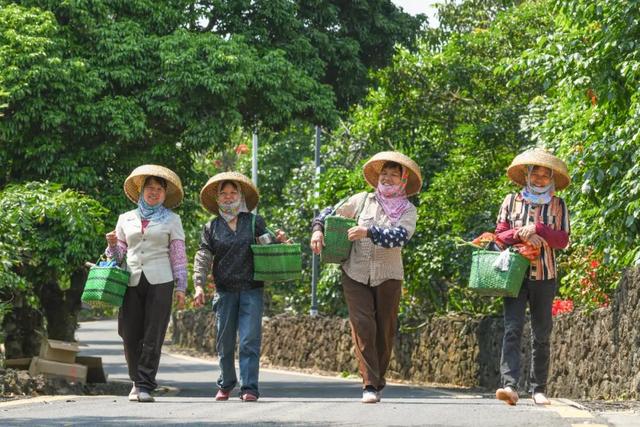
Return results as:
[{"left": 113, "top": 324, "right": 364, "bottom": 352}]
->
[{"left": 494, "top": 149, "right": 571, "bottom": 406}]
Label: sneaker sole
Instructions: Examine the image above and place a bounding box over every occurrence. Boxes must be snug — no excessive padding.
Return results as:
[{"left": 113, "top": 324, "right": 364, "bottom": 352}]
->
[{"left": 533, "top": 396, "right": 551, "bottom": 405}]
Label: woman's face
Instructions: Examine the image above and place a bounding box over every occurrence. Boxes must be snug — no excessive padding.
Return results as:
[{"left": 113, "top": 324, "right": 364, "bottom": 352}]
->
[
  {"left": 530, "top": 166, "right": 553, "bottom": 188},
  {"left": 218, "top": 182, "right": 240, "bottom": 204},
  {"left": 378, "top": 166, "right": 402, "bottom": 186},
  {"left": 143, "top": 178, "right": 166, "bottom": 206}
]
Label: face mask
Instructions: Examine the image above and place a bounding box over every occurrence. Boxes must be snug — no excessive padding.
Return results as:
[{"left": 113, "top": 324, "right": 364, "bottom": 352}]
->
[
  {"left": 219, "top": 198, "right": 241, "bottom": 213},
  {"left": 377, "top": 182, "right": 404, "bottom": 197}
]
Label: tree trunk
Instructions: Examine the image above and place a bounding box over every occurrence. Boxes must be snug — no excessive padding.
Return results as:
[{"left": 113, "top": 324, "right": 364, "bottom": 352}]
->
[
  {"left": 39, "top": 268, "right": 87, "bottom": 342},
  {"left": 1, "top": 292, "right": 42, "bottom": 359}
]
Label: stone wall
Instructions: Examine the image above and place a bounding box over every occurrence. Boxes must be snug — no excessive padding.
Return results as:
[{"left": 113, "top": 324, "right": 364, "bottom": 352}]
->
[{"left": 172, "top": 267, "right": 640, "bottom": 399}]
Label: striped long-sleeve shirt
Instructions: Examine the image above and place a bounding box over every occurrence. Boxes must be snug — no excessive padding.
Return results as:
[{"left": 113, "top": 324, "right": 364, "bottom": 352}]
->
[{"left": 495, "top": 193, "right": 570, "bottom": 281}]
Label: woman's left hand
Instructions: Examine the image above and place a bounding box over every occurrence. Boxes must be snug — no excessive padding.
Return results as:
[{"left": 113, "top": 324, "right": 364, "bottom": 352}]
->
[
  {"left": 347, "top": 226, "right": 369, "bottom": 241},
  {"left": 174, "top": 290, "right": 185, "bottom": 310},
  {"left": 275, "top": 229, "right": 292, "bottom": 244}
]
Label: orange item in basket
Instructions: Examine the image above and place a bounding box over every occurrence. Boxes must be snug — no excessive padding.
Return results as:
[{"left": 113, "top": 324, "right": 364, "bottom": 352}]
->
[
  {"left": 471, "top": 232, "right": 496, "bottom": 246},
  {"left": 514, "top": 242, "right": 540, "bottom": 260}
]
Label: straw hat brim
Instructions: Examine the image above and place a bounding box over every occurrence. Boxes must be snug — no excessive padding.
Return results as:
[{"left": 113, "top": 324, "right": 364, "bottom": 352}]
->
[
  {"left": 363, "top": 151, "right": 423, "bottom": 196},
  {"left": 507, "top": 148, "right": 571, "bottom": 190},
  {"left": 124, "top": 165, "right": 184, "bottom": 209},
  {"left": 200, "top": 172, "right": 259, "bottom": 214}
]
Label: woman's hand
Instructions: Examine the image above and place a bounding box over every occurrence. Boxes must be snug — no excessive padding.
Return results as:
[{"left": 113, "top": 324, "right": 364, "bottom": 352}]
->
[
  {"left": 347, "top": 226, "right": 369, "bottom": 241},
  {"left": 174, "top": 290, "right": 185, "bottom": 310},
  {"left": 310, "top": 230, "right": 324, "bottom": 254},
  {"left": 524, "top": 234, "right": 546, "bottom": 248},
  {"left": 193, "top": 285, "right": 205, "bottom": 308},
  {"left": 274, "top": 229, "right": 291, "bottom": 243},
  {"left": 517, "top": 224, "right": 537, "bottom": 241},
  {"left": 106, "top": 230, "right": 118, "bottom": 247}
]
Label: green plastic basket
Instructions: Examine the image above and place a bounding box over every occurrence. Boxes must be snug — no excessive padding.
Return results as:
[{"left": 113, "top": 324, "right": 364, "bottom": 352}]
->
[
  {"left": 82, "top": 266, "right": 130, "bottom": 308},
  {"left": 468, "top": 250, "right": 530, "bottom": 297},
  {"left": 252, "top": 243, "right": 302, "bottom": 282},
  {"left": 321, "top": 215, "right": 356, "bottom": 264}
]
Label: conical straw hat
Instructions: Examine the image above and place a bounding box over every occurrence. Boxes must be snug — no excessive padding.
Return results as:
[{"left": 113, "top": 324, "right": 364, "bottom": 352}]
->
[
  {"left": 123, "top": 164, "right": 184, "bottom": 209},
  {"left": 507, "top": 148, "right": 570, "bottom": 190},
  {"left": 362, "top": 151, "right": 423, "bottom": 196},
  {"left": 200, "top": 171, "right": 259, "bottom": 214}
]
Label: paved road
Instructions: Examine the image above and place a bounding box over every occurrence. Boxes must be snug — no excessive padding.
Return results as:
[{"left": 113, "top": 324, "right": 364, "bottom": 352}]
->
[{"left": 0, "top": 320, "right": 636, "bottom": 426}]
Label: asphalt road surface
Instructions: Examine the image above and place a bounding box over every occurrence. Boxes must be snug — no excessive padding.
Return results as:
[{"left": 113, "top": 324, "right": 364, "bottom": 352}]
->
[{"left": 1, "top": 319, "right": 637, "bottom": 426}]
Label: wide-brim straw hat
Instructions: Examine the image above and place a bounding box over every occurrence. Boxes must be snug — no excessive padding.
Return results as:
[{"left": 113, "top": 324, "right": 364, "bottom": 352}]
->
[
  {"left": 363, "top": 151, "right": 423, "bottom": 196},
  {"left": 507, "top": 148, "right": 570, "bottom": 190},
  {"left": 124, "top": 164, "right": 184, "bottom": 209},
  {"left": 200, "top": 171, "right": 259, "bottom": 214}
]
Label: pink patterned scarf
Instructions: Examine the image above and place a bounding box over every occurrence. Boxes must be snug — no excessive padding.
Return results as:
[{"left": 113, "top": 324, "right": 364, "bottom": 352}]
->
[{"left": 374, "top": 166, "right": 410, "bottom": 225}]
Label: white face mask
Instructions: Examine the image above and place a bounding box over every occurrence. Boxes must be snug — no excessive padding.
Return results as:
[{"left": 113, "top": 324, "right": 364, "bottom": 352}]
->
[
  {"left": 219, "top": 199, "right": 241, "bottom": 213},
  {"left": 529, "top": 182, "right": 554, "bottom": 194}
]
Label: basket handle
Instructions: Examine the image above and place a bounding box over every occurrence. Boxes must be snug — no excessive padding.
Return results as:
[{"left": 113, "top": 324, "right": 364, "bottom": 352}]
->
[
  {"left": 97, "top": 253, "right": 127, "bottom": 269},
  {"left": 329, "top": 193, "right": 368, "bottom": 222},
  {"left": 260, "top": 222, "right": 295, "bottom": 245}
]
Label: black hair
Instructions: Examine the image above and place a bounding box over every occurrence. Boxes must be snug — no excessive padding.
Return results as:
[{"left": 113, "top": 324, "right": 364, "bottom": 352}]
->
[
  {"left": 381, "top": 161, "right": 403, "bottom": 172},
  {"left": 143, "top": 175, "right": 167, "bottom": 189}
]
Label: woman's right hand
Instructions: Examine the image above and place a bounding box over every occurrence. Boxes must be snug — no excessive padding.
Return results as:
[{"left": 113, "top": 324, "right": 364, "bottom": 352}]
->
[
  {"left": 193, "top": 285, "right": 205, "bottom": 308},
  {"left": 310, "top": 230, "right": 324, "bottom": 255},
  {"left": 106, "top": 230, "right": 118, "bottom": 247},
  {"left": 524, "top": 234, "right": 546, "bottom": 248}
]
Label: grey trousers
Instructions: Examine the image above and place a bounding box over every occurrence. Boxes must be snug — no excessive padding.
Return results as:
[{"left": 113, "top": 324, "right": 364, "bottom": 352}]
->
[{"left": 500, "top": 278, "right": 556, "bottom": 394}]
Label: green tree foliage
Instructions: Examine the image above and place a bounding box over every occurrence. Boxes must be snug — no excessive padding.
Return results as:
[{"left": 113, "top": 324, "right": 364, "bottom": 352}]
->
[
  {"left": 285, "top": 1, "right": 553, "bottom": 320},
  {"left": 0, "top": 182, "right": 107, "bottom": 356},
  {"left": 515, "top": 0, "right": 640, "bottom": 269},
  {"left": 0, "top": 0, "right": 338, "bottom": 223},
  {"left": 193, "top": 0, "right": 425, "bottom": 109}
]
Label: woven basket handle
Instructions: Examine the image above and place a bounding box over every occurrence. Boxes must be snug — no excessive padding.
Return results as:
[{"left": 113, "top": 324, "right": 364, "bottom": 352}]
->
[
  {"left": 253, "top": 215, "right": 292, "bottom": 244},
  {"left": 330, "top": 193, "right": 367, "bottom": 221},
  {"left": 330, "top": 196, "right": 350, "bottom": 215},
  {"left": 100, "top": 253, "right": 127, "bottom": 269}
]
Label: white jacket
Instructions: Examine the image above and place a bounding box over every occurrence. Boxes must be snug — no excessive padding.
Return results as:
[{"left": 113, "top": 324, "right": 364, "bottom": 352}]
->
[{"left": 115, "top": 209, "right": 185, "bottom": 286}]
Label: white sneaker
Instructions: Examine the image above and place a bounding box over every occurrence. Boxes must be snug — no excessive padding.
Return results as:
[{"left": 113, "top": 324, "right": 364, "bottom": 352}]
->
[
  {"left": 376, "top": 389, "right": 382, "bottom": 402},
  {"left": 137, "top": 390, "right": 155, "bottom": 402},
  {"left": 128, "top": 383, "right": 139, "bottom": 401},
  {"left": 362, "top": 388, "right": 378, "bottom": 404},
  {"left": 533, "top": 392, "right": 550, "bottom": 405}
]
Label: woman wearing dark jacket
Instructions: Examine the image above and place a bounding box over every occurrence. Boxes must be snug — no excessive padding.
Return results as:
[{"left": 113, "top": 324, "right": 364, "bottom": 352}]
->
[{"left": 192, "top": 172, "right": 287, "bottom": 402}]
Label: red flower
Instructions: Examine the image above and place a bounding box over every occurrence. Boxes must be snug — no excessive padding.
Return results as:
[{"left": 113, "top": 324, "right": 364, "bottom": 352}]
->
[
  {"left": 235, "top": 144, "right": 250, "bottom": 155},
  {"left": 590, "top": 260, "right": 600, "bottom": 268},
  {"left": 552, "top": 298, "right": 574, "bottom": 316}
]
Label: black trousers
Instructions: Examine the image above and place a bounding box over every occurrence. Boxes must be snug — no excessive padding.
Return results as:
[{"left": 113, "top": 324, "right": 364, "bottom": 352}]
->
[
  {"left": 118, "top": 272, "right": 174, "bottom": 391},
  {"left": 500, "top": 278, "right": 556, "bottom": 394}
]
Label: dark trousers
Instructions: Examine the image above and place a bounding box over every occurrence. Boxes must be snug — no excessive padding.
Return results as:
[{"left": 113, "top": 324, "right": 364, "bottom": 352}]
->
[
  {"left": 500, "top": 278, "right": 556, "bottom": 394},
  {"left": 118, "top": 272, "right": 174, "bottom": 391},
  {"left": 341, "top": 272, "right": 402, "bottom": 390}
]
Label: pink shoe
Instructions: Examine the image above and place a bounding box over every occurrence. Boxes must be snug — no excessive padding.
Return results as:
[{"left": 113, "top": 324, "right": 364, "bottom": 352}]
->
[
  {"left": 241, "top": 392, "right": 258, "bottom": 402},
  {"left": 495, "top": 387, "right": 519, "bottom": 406},
  {"left": 215, "top": 389, "right": 230, "bottom": 401}
]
